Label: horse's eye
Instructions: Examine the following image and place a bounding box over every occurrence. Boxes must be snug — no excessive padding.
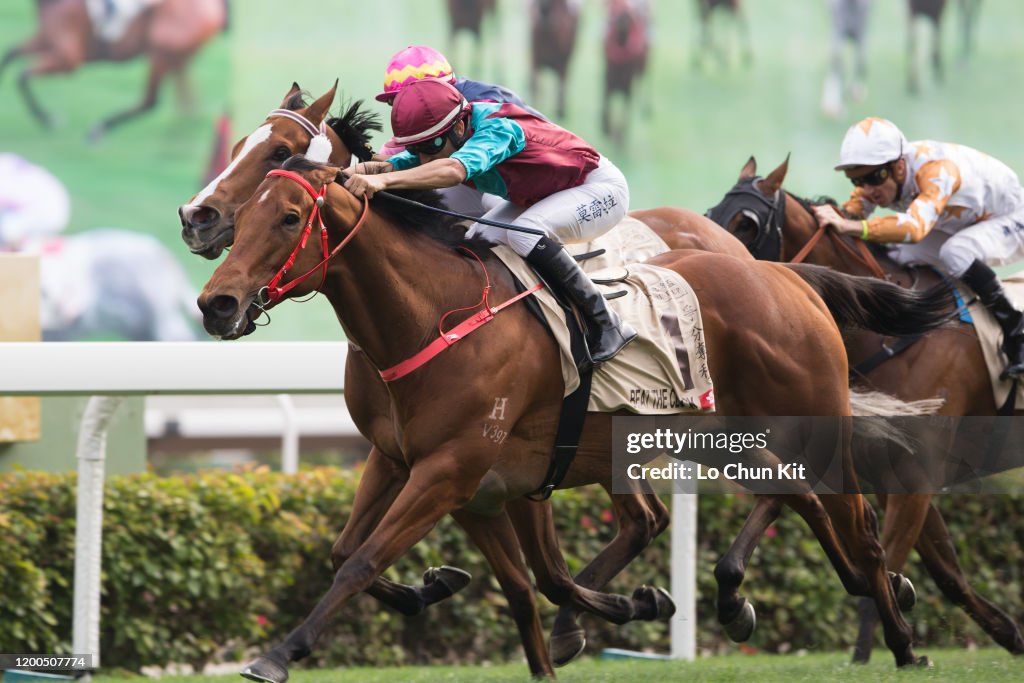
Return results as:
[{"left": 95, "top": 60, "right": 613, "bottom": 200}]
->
[
  {"left": 283, "top": 212, "right": 301, "bottom": 227},
  {"left": 272, "top": 146, "right": 290, "bottom": 162}
]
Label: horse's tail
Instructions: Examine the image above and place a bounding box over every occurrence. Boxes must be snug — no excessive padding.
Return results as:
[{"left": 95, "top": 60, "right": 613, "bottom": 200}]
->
[{"left": 785, "top": 262, "right": 954, "bottom": 336}]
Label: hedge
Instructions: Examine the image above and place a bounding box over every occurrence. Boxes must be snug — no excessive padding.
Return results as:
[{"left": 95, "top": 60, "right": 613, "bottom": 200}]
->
[{"left": 0, "top": 467, "right": 1021, "bottom": 671}]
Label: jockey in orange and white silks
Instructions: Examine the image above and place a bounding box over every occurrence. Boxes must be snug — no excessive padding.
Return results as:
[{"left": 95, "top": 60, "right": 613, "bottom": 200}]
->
[
  {"left": 343, "top": 78, "right": 636, "bottom": 366},
  {"left": 812, "top": 116, "right": 1024, "bottom": 379}
]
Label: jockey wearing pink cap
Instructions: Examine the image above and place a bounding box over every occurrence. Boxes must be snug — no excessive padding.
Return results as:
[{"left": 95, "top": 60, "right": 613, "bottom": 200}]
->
[
  {"left": 345, "top": 78, "right": 636, "bottom": 366},
  {"left": 376, "top": 45, "right": 543, "bottom": 153}
]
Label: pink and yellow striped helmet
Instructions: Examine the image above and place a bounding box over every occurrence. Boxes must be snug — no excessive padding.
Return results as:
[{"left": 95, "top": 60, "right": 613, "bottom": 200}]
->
[{"left": 376, "top": 46, "right": 456, "bottom": 104}]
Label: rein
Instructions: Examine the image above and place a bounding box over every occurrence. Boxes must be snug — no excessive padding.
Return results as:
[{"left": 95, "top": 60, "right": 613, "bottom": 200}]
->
[
  {"left": 258, "top": 169, "right": 369, "bottom": 305},
  {"left": 789, "top": 196, "right": 887, "bottom": 279},
  {"left": 259, "top": 168, "right": 544, "bottom": 381}
]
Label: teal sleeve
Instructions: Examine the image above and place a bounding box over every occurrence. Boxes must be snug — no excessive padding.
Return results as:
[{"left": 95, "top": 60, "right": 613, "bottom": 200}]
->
[
  {"left": 387, "top": 151, "right": 419, "bottom": 171},
  {"left": 451, "top": 115, "right": 526, "bottom": 180}
]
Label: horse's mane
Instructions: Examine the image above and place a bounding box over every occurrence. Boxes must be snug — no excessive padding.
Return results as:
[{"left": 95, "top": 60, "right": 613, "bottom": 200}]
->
[
  {"left": 280, "top": 156, "right": 493, "bottom": 256},
  {"left": 281, "top": 90, "right": 381, "bottom": 163},
  {"left": 326, "top": 101, "right": 380, "bottom": 163}
]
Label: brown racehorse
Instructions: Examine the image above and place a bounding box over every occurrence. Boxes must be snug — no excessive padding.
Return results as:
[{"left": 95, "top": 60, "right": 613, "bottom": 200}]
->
[
  {"left": 707, "top": 156, "right": 1024, "bottom": 662},
  {"left": 179, "top": 82, "right": 743, "bottom": 666},
  {"left": 907, "top": 0, "right": 982, "bottom": 94},
  {"left": 694, "top": 0, "right": 752, "bottom": 69},
  {"left": 602, "top": 0, "right": 651, "bottom": 145},
  {"left": 530, "top": 0, "right": 580, "bottom": 119},
  {"left": 197, "top": 153, "right": 949, "bottom": 679},
  {"left": 0, "top": 0, "right": 227, "bottom": 141},
  {"left": 446, "top": 0, "right": 497, "bottom": 78},
  {"left": 178, "top": 83, "right": 942, "bottom": 668}
]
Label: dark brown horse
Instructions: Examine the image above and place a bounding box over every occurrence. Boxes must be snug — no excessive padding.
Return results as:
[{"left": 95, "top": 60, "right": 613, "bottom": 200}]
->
[
  {"left": 694, "top": 0, "right": 752, "bottom": 69},
  {"left": 707, "top": 155, "right": 1024, "bottom": 662},
  {"left": 0, "top": 0, "right": 227, "bottom": 141},
  {"left": 446, "top": 0, "right": 497, "bottom": 78},
  {"left": 196, "top": 149, "right": 956, "bottom": 678},
  {"left": 603, "top": 0, "right": 651, "bottom": 145},
  {"left": 530, "top": 0, "right": 580, "bottom": 119},
  {"left": 907, "top": 0, "right": 982, "bottom": 94}
]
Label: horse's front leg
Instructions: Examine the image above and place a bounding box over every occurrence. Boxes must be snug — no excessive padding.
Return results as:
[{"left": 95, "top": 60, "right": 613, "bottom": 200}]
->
[
  {"left": 330, "top": 447, "right": 470, "bottom": 617},
  {"left": 714, "top": 494, "right": 783, "bottom": 642},
  {"left": 241, "top": 451, "right": 482, "bottom": 683}
]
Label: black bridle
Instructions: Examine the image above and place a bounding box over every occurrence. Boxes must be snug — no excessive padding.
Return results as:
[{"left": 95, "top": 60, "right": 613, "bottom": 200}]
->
[{"left": 705, "top": 177, "right": 788, "bottom": 261}]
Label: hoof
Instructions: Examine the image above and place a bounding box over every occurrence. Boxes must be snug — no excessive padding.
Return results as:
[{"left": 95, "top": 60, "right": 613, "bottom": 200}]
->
[
  {"left": 723, "top": 599, "right": 756, "bottom": 643},
  {"left": 423, "top": 565, "right": 472, "bottom": 597},
  {"left": 240, "top": 656, "right": 289, "bottom": 683},
  {"left": 898, "top": 654, "right": 931, "bottom": 668},
  {"left": 890, "top": 573, "right": 916, "bottom": 612},
  {"left": 550, "top": 626, "right": 586, "bottom": 668},
  {"left": 632, "top": 585, "right": 676, "bottom": 621}
]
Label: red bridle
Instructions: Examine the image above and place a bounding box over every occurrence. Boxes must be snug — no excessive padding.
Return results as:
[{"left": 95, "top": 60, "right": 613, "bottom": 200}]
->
[{"left": 258, "top": 169, "right": 369, "bottom": 305}]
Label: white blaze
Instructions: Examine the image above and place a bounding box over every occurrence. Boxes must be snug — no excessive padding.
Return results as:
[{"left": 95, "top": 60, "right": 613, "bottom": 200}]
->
[{"left": 188, "top": 124, "right": 274, "bottom": 206}]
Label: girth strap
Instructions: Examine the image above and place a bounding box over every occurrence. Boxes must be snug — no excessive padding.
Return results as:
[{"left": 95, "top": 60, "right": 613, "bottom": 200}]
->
[{"left": 527, "top": 367, "right": 594, "bottom": 501}]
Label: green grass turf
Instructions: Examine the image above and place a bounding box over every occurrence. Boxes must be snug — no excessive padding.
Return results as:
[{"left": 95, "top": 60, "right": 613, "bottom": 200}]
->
[
  {"left": 2, "top": 0, "right": 1023, "bottom": 341},
  {"left": 89, "top": 648, "right": 1021, "bottom": 682}
]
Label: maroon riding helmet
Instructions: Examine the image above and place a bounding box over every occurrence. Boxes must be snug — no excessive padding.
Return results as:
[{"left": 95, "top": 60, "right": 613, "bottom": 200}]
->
[{"left": 390, "top": 79, "right": 471, "bottom": 150}]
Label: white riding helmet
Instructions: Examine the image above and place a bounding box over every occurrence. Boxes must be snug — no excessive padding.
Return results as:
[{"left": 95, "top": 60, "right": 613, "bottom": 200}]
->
[{"left": 835, "top": 117, "right": 909, "bottom": 170}]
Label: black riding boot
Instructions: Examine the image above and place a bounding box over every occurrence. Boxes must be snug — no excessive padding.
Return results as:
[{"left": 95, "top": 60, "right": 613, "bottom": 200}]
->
[
  {"left": 526, "top": 236, "right": 637, "bottom": 366},
  {"left": 961, "top": 260, "right": 1024, "bottom": 380}
]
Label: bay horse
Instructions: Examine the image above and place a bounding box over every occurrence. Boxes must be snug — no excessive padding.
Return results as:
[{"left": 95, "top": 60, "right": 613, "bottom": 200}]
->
[
  {"left": 603, "top": 0, "right": 651, "bottom": 145},
  {"left": 822, "top": 0, "right": 871, "bottom": 120},
  {"left": 693, "top": 0, "right": 752, "bottom": 70},
  {"left": 197, "top": 151, "right": 955, "bottom": 678},
  {"left": 706, "top": 156, "right": 1024, "bottom": 662},
  {"left": 176, "top": 83, "right": 941, "bottom": 667},
  {"left": 179, "top": 82, "right": 724, "bottom": 665},
  {"left": 530, "top": 0, "right": 580, "bottom": 119},
  {"left": 0, "top": 0, "right": 227, "bottom": 141},
  {"left": 446, "top": 0, "right": 498, "bottom": 79},
  {"left": 906, "top": 0, "right": 982, "bottom": 94}
]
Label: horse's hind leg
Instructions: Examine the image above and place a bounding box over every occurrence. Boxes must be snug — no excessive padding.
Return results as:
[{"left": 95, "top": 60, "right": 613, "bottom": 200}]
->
[
  {"left": 0, "top": 34, "right": 43, "bottom": 82},
  {"left": 507, "top": 494, "right": 673, "bottom": 667},
  {"left": 852, "top": 493, "right": 931, "bottom": 664},
  {"left": 907, "top": 12, "right": 920, "bottom": 94},
  {"left": 820, "top": 490, "right": 925, "bottom": 667},
  {"left": 88, "top": 53, "right": 170, "bottom": 142},
  {"left": 915, "top": 500, "right": 1024, "bottom": 654},
  {"left": 330, "top": 448, "right": 470, "bottom": 617},
  {"left": 16, "top": 49, "right": 74, "bottom": 129},
  {"left": 930, "top": 17, "right": 945, "bottom": 83},
  {"left": 453, "top": 508, "right": 555, "bottom": 678}
]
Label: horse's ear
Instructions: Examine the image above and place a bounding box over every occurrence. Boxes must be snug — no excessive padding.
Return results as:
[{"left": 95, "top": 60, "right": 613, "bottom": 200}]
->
[
  {"left": 760, "top": 154, "right": 790, "bottom": 195},
  {"left": 739, "top": 156, "right": 757, "bottom": 180},
  {"left": 306, "top": 80, "right": 339, "bottom": 125},
  {"left": 280, "top": 82, "right": 302, "bottom": 108}
]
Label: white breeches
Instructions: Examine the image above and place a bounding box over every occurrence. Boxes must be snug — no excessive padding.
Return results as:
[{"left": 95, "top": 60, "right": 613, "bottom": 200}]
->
[{"left": 466, "top": 156, "right": 630, "bottom": 257}]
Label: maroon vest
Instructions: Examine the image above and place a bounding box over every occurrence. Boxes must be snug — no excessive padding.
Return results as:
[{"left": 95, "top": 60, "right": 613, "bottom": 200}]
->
[{"left": 474, "top": 103, "right": 601, "bottom": 206}]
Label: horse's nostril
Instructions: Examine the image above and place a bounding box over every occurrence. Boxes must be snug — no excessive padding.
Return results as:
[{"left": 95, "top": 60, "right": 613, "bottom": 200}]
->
[
  {"left": 180, "top": 204, "right": 221, "bottom": 231},
  {"left": 205, "top": 294, "right": 239, "bottom": 321}
]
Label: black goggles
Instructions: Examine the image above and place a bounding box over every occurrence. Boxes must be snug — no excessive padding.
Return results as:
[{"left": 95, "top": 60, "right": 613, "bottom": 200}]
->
[
  {"left": 406, "top": 133, "right": 448, "bottom": 156},
  {"left": 850, "top": 165, "right": 891, "bottom": 188}
]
